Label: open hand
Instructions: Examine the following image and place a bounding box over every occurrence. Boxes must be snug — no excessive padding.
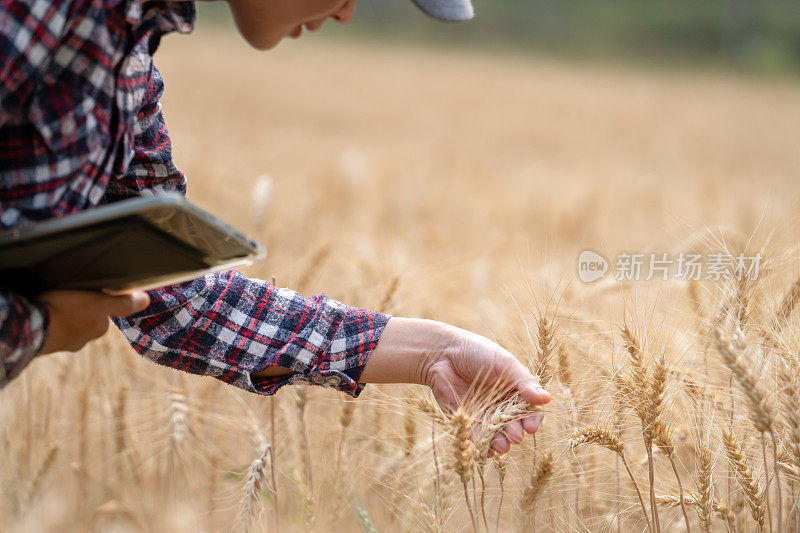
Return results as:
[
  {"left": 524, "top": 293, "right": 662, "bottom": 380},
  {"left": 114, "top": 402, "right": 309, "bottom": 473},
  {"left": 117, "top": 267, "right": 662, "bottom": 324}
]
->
[
  {"left": 421, "top": 325, "right": 551, "bottom": 454},
  {"left": 361, "top": 317, "right": 551, "bottom": 454}
]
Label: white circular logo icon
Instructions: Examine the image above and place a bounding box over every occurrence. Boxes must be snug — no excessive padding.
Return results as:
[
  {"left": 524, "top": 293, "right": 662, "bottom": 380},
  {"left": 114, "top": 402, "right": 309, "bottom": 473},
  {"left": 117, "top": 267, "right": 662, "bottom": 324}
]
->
[{"left": 577, "top": 250, "right": 608, "bottom": 283}]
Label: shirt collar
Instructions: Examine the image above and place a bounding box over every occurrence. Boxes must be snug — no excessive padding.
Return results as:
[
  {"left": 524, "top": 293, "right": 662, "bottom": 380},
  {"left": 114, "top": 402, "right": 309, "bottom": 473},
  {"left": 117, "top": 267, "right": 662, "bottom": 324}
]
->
[{"left": 124, "top": 0, "right": 196, "bottom": 35}]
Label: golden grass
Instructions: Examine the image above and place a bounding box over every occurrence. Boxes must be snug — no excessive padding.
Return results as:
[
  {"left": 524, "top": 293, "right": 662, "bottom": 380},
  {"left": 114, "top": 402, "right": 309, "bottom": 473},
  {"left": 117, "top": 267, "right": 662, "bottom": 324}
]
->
[{"left": 3, "top": 31, "right": 800, "bottom": 531}]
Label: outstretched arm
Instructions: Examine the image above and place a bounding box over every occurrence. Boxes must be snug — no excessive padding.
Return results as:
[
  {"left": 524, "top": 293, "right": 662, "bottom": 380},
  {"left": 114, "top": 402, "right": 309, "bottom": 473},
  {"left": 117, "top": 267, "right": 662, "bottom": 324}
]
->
[
  {"left": 254, "top": 316, "right": 552, "bottom": 453},
  {"left": 110, "top": 60, "right": 550, "bottom": 451}
]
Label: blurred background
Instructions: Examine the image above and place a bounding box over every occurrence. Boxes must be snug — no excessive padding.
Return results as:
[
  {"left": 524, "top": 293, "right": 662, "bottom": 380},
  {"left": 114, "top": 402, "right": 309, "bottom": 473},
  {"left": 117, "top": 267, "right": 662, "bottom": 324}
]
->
[
  {"left": 199, "top": 0, "right": 800, "bottom": 75},
  {"left": 4, "top": 2, "right": 800, "bottom": 531}
]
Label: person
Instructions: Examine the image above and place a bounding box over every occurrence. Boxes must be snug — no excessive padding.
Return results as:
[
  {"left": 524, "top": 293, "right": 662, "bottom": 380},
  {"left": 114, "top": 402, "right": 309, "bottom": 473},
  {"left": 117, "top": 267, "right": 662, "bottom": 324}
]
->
[{"left": 0, "top": 0, "right": 550, "bottom": 454}]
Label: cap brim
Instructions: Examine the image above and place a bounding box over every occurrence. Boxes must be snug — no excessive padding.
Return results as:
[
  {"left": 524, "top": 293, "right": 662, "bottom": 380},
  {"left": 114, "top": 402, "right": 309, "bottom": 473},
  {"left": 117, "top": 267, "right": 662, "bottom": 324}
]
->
[{"left": 410, "top": 0, "right": 474, "bottom": 22}]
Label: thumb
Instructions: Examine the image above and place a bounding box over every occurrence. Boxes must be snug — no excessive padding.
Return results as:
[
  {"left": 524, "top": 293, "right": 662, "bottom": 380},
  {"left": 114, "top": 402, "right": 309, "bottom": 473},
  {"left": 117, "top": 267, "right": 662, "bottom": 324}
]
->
[
  {"left": 507, "top": 359, "right": 551, "bottom": 406},
  {"left": 102, "top": 291, "right": 151, "bottom": 317}
]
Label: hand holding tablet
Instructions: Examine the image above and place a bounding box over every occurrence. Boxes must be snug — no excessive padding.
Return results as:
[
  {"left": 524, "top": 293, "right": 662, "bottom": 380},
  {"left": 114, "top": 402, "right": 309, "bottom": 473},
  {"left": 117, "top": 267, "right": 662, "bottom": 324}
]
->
[{"left": 0, "top": 194, "right": 265, "bottom": 296}]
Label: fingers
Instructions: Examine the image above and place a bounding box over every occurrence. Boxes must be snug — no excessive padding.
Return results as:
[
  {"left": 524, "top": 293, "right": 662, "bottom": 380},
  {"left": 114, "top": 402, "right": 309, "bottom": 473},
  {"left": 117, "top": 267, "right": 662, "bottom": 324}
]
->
[
  {"left": 102, "top": 291, "right": 151, "bottom": 317},
  {"left": 488, "top": 412, "right": 545, "bottom": 455},
  {"left": 503, "top": 357, "right": 551, "bottom": 406},
  {"left": 504, "top": 420, "right": 524, "bottom": 444},
  {"left": 519, "top": 383, "right": 551, "bottom": 406},
  {"left": 491, "top": 433, "right": 510, "bottom": 454},
  {"left": 522, "top": 412, "right": 544, "bottom": 434},
  {"left": 492, "top": 351, "right": 552, "bottom": 406}
]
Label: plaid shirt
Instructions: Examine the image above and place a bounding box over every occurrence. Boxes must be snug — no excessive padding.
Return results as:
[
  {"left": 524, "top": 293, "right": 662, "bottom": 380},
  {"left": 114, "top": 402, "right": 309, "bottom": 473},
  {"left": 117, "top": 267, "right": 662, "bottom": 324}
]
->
[{"left": 0, "top": 0, "right": 388, "bottom": 394}]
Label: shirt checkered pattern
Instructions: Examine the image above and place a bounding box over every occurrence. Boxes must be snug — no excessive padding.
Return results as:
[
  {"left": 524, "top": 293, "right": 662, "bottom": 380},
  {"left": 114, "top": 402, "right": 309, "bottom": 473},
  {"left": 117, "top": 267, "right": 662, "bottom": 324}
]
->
[{"left": 0, "top": 0, "right": 389, "bottom": 394}]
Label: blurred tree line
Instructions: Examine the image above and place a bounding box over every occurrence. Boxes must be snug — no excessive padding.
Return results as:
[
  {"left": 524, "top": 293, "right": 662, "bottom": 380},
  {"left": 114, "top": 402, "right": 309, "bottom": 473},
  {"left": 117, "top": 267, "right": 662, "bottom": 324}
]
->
[{"left": 199, "top": 0, "right": 800, "bottom": 74}]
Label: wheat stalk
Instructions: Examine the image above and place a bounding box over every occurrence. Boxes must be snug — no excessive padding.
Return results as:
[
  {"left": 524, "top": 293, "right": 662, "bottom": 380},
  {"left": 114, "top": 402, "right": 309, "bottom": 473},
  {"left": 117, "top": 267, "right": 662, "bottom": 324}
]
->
[
  {"left": 778, "top": 358, "right": 800, "bottom": 471},
  {"left": 714, "top": 327, "right": 782, "bottom": 530},
  {"left": 450, "top": 408, "right": 474, "bottom": 484},
  {"left": 235, "top": 445, "right": 270, "bottom": 533},
  {"left": 450, "top": 407, "right": 478, "bottom": 533},
  {"left": 474, "top": 399, "right": 542, "bottom": 458},
  {"left": 713, "top": 327, "right": 773, "bottom": 434},
  {"left": 570, "top": 426, "right": 624, "bottom": 454},
  {"left": 570, "top": 426, "right": 653, "bottom": 533},
  {"left": 696, "top": 445, "right": 715, "bottom": 533},
  {"left": 535, "top": 316, "right": 556, "bottom": 387},
  {"left": 494, "top": 453, "right": 508, "bottom": 532},
  {"left": 404, "top": 406, "right": 417, "bottom": 458},
  {"left": 419, "top": 502, "right": 442, "bottom": 533},
  {"left": 168, "top": 391, "right": 189, "bottom": 455},
  {"left": 518, "top": 452, "right": 554, "bottom": 529},
  {"left": 644, "top": 356, "right": 667, "bottom": 533},
  {"left": 778, "top": 357, "right": 800, "bottom": 532},
  {"left": 656, "top": 493, "right": 735, "bottom": 530},
  {"left": 621, "top": 324, "right": 647, "bottom": 388},
  {"left": 774, "top": 277, "right": 800, "bottom": 330},
  {"left": 722, "top": 428, "right": 765, "bottom": 531},
  {"left": 294, "top": 386, "right": 315, "bottom": 528},
  {"left": 652, "top": 420, "right": 691, "bottom": 533},
  {"left": 408, "top": 396, "right": 448, "bottom": 426},
  {"left": 556, "top": 340, "right": 573, "bottom": 389}
]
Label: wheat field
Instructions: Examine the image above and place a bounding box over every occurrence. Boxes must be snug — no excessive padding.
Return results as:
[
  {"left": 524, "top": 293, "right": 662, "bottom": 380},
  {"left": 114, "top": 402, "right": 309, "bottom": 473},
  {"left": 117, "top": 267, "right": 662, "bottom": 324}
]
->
[{"left": 3, "top": 29, "right": 800, "bottom": 532}]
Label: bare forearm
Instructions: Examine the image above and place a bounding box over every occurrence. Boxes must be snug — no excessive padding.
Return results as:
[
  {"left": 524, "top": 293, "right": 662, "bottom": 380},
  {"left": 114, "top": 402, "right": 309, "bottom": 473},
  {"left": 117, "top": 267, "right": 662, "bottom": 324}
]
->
[{"left": 358, "top": 317, "right": 454, "bottom": 385}]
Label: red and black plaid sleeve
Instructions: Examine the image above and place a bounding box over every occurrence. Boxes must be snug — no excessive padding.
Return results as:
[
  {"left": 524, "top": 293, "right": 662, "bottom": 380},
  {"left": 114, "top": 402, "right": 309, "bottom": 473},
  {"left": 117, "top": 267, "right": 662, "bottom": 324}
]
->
[
  {"left": 114, "top": 272, "right": 389, "bottom": 396},
  {"left": 0, "top": 290, "right": 48, "bottom": 386}
]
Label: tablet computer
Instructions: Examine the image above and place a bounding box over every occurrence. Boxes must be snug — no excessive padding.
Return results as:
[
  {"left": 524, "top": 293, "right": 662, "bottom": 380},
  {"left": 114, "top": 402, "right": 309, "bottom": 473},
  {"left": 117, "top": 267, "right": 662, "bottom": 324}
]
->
[{"left": 0, "top": 194, "right": 265, "bottom": 296}]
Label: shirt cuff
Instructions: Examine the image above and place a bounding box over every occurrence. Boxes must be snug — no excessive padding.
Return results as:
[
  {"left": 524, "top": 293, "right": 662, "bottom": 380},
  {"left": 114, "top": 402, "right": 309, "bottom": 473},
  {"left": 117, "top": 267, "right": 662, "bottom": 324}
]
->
[{"left": 249, "top": 303, "right": 390, "bottom": 397}]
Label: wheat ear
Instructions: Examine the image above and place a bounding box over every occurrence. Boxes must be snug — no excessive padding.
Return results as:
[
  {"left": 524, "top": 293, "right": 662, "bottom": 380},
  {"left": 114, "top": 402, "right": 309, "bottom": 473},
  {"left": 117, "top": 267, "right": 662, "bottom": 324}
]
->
[
  {"left": 167, "top": 391, "right": 189, "bottom": 461},
  {"left": 774, "top": 277, "right": 800, "bottom": 330},
  {"left": 696, "top": 445, "right": 714, "bottom": 533},
  {"left": 450, "top": 408, "right": 478, "bottom": 533},
  {"left": 535, "top": 316, "right": 556, "bottom": 387},
  {"left": 621, "top": 324, "right": 647, "bottom": 388},
  {"left": 656, "top": 493, "right": 735, "bottom": 530},
  {"left": 778, "top": 359, "right": 800, "bottom": 471},
  {"left": 714, "top": 327, "right": 781, "bottom": 530},
  {"left": 235, "top": 445, "right": 270, "bottom": 533},
  {"left": 645, "top": 356, "right": 668, "bottom": 533},
  {"left": 722, "top": 428, "right": 765, "bottom": 531},
  {"left": 653, "top": 420, "right": 691, "bottom": 533},
  {"left": 779, "top": 357, "right": 800, "bottom": 532},
  {"left": 518, "top": 452, "right": 554, "bottom": 528},
  {"left": 474, "top": 399, "right": 542, "bottom": 458},
  {"left": 556, "top": 340, "right": 574, "bottom": 389},
  {"left": 408, "top": 396, "right": 448, "bottom": 426},
  {"left": 713, "top": 327, "right": 772, "bottom": 433},
  {"left": 403, "top": 406, "right": 417, "bottom": 458},
  {"left": 570, "top": 426, "right": 653, "bottom": 533}
]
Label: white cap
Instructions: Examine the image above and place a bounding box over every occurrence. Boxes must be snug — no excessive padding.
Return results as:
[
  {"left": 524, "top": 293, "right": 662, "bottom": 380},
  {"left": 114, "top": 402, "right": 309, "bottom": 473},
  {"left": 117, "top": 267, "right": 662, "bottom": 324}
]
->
[{"left": 410, "top": 0, "right": 474, "bottom": 21}]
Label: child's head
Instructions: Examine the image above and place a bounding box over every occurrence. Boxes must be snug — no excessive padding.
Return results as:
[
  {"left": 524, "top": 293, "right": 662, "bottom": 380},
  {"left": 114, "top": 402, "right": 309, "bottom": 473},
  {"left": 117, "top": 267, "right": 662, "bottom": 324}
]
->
[{"left": 225, "top": 0, "right": 473, "bottom": 50}]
